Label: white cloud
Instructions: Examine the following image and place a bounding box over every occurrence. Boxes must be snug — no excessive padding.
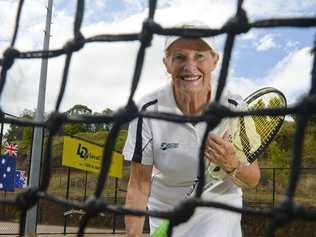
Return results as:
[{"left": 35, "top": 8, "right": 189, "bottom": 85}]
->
[
  {"left": 243, "top": 0, "right": 316, "bottom": 19},
  {"left": 239, "top": 30, "right": 259, "bottom": 41},
  {"left": 0, "top": 1, "right": 18, "bottom": 40},
  {"left": 227, "top": 47, "right": 313, "bottom": 105},
  {"left": 285, "top": 40, "right": 299, "bottom": 52},
  {"left": 256, "top": 34, "right": 278, "bottom": 51},
  {"left": 264, "top": 47, "right": 313, "bottom": 104},
  {"left": 155, "top": 0, "right": 235, "bottom": 28},
  {"left": 0, "top": 0, "right": 234, "bottom": 116},
  {"left": 0, "top": 0, "right": 315, "bottom": 117}
]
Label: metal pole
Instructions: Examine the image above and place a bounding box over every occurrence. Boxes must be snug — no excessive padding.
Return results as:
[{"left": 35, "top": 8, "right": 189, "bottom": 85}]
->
[
  {"left": 0, "top": 113, "right": 4, "bottom": 218},
  {"left": 272, "top": 168, "right": 276, "bottom": 207},
  {"left": 63, "top": 168, "right": 71, "bottom": 235},
  {"left": 0, "top": 114, "right": 3, "bottom": 153},
  {"left": 83, "top": 171, "right": 88, "bottom": 201},
  {"left": 3, "top": 191, "right": 6, "bottom": 219},
  {"left": 112, "top": 178, "right": 118, "bottom": 234},
  {"left": 25, "top": 0, "right": 53, "bottom": 235}
]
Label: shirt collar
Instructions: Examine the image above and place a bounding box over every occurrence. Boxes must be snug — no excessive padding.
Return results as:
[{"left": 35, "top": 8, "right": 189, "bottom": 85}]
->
[{"left": 158, "top": 82, "right": 217, "bottom": 115}]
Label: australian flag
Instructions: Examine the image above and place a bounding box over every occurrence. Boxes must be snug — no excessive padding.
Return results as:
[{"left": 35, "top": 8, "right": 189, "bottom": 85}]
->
[
  {"left": 0, "top": 154, "right": 16, "bottom": 192},
  {"left": 15, "top": 170, "right": 27, "bottom": 188}
]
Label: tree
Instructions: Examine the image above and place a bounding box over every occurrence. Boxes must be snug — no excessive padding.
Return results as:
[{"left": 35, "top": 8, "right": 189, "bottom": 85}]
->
[
  {"left": 267, "top": 141, "right": 288, "bottom": 168},
  {"left": 67, "top": 104, "right": 92, "bottom": 116},
  {"left": 291, "top": 94, "right": 316, "bottom": 126},
  {"left": 4, "top": 109, "right": 34, "bottom": 142},
  {"left": 91, "top": 108, "right": 114, "bottom": 132},
  {"left": 102, "top": 108, "right": 114, "bottom": 131},
  {"left": 274, "top": 121, "right": 294, "bottom": 151},
  {"left": 4, "top": 124, "right": 22, "bottom": 141},
  {"left": 64, "top": 104, "right": 93, "bottom": 135},
  {"left": 4, "top": 109, "right": 34, "bottom": 155}
]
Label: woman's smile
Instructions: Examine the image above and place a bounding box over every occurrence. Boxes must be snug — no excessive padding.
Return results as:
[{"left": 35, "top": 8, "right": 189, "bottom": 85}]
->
[{"left": 179, "top": 75, "right": 202, "bottom": 81}]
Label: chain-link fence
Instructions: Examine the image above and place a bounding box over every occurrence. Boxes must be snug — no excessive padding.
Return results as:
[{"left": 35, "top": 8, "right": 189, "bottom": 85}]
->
[
  {"left": 1, "top": 167, "right": 316, "bottom": 236},
  {"left": 0, "top": 0, "right": 315, "bottom": 236}
]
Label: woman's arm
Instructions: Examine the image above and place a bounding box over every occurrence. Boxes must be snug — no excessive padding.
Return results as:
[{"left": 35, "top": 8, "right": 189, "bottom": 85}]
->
[
  {"left": 205, "top": 132, "right": 261, "bottom": 188},
  {"left": 229, "top": 160, "right": 260, "bottom": 188},
  {"left": 125, "top": 161, "right": 153, "bottom": 237}
]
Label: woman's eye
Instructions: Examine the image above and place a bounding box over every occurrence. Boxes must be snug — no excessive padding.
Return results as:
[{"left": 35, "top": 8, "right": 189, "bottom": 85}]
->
[
  {"left": 173, "top": 54, "right": 185, "bottom": 61},
  {"left": 196, "top": 54, "right": 205, "bottom": 60}
]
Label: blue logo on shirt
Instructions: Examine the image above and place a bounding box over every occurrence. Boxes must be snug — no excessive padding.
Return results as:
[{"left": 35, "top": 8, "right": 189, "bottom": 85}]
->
[{"left": 160, "top": 142, "right": 179, "bottom": 150}]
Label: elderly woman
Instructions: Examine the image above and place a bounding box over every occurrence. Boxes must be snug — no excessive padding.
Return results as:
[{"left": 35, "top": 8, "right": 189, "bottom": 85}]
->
[{"left": 123, "top": 22, "right": 261, "bottom": 237}]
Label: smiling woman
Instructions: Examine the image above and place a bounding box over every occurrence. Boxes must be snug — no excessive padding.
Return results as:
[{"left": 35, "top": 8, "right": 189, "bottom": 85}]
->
[
  {"left": 123, "top": 21, "right": 261, "bottom": 237},
  {"left": 163, "top": 38, "right": 219, "bottom": 115}
]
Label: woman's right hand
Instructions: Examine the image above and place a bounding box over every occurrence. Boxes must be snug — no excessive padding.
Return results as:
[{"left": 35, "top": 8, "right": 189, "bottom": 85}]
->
[{"left": 125, "top": 161, "right": 153, "bottom": 237}]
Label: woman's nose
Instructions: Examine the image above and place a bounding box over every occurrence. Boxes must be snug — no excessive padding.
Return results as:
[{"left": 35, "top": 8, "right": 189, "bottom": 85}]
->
[{"left": 182, "top": 58, "right": 197, "bottom": 73}]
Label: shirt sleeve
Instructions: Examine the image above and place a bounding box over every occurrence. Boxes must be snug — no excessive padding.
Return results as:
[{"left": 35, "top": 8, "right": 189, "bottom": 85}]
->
[{"left": 123, "top": 116, "right": 154, "bottom": 165}]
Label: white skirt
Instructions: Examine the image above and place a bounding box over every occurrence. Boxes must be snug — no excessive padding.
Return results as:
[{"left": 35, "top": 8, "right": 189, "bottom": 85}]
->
[{"left": 148, "top": 192, "right": 242, "bottom": 237}]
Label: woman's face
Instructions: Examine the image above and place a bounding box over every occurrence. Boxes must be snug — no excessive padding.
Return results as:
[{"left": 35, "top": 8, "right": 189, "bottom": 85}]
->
[{"left": 163, "top": 38, "right": 219, "bottom": 97}]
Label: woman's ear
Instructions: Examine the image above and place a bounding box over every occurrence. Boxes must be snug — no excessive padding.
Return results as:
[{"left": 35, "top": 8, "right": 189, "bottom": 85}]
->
[
  {"left": 210, "top": 52, "right": 220, "bottom": 71},
  {"left": 163, "top": 57, "right": 171, "bottom": 74}
]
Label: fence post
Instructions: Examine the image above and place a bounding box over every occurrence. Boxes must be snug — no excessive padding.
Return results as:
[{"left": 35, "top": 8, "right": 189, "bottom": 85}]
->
[
  {"left": 112, "top": 178, "right": 118, "bottom": 234},
  {"left": 0, "top": 118, "right": 4, "bottom": 219},
  {"left": 3, "top": 191, "right": 6, "bottom": 219},
  {"left": 0, "top": 116, "right": 3, "bottom": 153},
  {"left": 63, "top": 168, "right": 71, "bottom": 235},
  {"left": 84, "top": 171, "right": 88, "bottom": 201},
  {"left": 272, "top": 168, "right": 276, "bottom": 207}
]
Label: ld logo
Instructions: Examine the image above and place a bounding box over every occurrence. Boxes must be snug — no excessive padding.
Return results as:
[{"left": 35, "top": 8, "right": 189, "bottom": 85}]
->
[{"left": 77, "top": 144, "right": 88, "bottom": 159}]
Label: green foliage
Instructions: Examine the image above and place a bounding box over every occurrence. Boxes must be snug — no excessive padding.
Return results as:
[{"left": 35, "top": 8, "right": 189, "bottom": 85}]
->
[
  {"left": 64, "top": 123, "right": 90, "bottom": 135},
  {"left": 291, "top": 93, "right": 316, "bottom": 126},
  {"left": 115, "top": 130, "right": 128, "bottom": 153},
  {"left": 74, "top": 131, "right": 107, "bottom": 147},
  {"left": 74, "top": 130, "right": 127, "bottom": 153},
  {"left": 19, "top": 127, "right": 33, "bottom": 151},
  {"left": 67, "top": 104, "right": 92, "bottom": 116},
  {"left": 292, "top": 113, "right": 316, "bottom": 127},
  {"left": 302, "top": 126, "right": 316, "bottom": 162},
  {"left": 5, "top": 124, "right": 23, "bottom": 141},
  {"left": 266, "top": 141, "right": 288, "bottom": 168},
  {"left": 5, "top": 109, "right": 34, "bottom": 142},
  {"left": 274, "top": 121, "right": 295, "bottom": 151},
  {"left": 64, "top": 104, "right": 93, "bottom": 135},
  {"left": 92, "top": 108, "right": 114, "bottom": 132},
  {"left": 5, "top": 104, "right": 316, "bottom": 171},
  {"left": 4, "top": 109, "right": 35, "bottom": 155}
]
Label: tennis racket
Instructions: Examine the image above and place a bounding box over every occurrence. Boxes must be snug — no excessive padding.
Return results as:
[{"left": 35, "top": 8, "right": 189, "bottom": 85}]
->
[
  {"left": 151, "top": 87, "right": 286, "bottom": 237},
  {"left": 206, "top": 86, "right": 287, "bottom": 180}
]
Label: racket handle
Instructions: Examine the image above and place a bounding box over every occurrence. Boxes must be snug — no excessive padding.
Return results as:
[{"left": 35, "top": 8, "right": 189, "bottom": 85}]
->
[
  {"left": 207, "top": 162, "right": 227, "bottom": 180},
  {"left": 151, "top": 220, "right": 170, "bottom": 237}
]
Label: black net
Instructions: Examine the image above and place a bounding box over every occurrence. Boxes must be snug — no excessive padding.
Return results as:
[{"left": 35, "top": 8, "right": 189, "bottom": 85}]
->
[{"left": 0, "top": 0, "right": 316, "bottom": 236}]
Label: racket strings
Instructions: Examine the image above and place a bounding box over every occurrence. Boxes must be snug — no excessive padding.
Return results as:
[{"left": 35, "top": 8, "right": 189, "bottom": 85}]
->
[
  {"left": 239, "top": 94, "right": 285, "bottom": 161},
  {"left": 239, "top": 117, "right": 252, "bottom": 158},
  {"left": 239, "top": 116, "right": 280, "bottom": 142},
  {"left": 250, "top": 95, "right": 285, "bottom": 137},
  {"left": 253, "top": 116, "right": 282, "bottom": 136}
]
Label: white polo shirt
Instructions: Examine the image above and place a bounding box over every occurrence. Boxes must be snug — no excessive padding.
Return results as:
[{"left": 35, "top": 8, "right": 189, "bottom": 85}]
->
[{"left": 123, "top": 83, "right": 243, "bottom": 207}]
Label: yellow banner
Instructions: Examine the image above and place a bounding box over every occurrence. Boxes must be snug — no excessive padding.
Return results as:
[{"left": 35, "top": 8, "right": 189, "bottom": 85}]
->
[{"left": 62, "top": 136, "right": 123, "bottom": 178}]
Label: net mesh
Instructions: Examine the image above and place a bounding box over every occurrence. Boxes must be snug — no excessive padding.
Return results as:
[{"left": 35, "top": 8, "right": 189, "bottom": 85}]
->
[{"left": 0, "top": 0, "right": 316, "bottom": 236}]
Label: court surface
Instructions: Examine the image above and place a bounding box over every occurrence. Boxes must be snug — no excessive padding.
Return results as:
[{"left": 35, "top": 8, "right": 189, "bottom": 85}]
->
[{"left": 0, "top": 221, "right": 149, "bottom": 236}]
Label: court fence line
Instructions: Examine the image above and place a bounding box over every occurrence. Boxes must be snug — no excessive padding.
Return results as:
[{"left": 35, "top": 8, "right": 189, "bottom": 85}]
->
[
  {"left": 1, "top": 167, "right": 315, "bottom": 236},
  {"left": 0, "top": 0, "right": 316, "bottom": 236}
]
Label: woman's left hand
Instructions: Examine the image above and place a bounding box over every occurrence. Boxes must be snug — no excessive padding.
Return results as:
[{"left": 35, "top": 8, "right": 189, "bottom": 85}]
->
[{"left": 204, "top": 131, "right": 238, "bottom": 173}]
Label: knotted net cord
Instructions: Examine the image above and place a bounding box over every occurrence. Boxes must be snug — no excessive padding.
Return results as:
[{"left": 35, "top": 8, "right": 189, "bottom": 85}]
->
[{"left": 0, "top": 0, "right": 316, "bottom": 236}]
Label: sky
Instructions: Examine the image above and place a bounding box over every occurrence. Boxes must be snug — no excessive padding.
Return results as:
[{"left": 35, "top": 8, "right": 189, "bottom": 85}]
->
[{"left": 0, "top": 0, "right": 315, "bottom": 117}]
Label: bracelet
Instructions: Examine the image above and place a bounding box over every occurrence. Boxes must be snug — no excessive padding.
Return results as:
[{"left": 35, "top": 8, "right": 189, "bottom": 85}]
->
[{"left": 227, "top": 160, "right": 241, "bottom": 177}]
